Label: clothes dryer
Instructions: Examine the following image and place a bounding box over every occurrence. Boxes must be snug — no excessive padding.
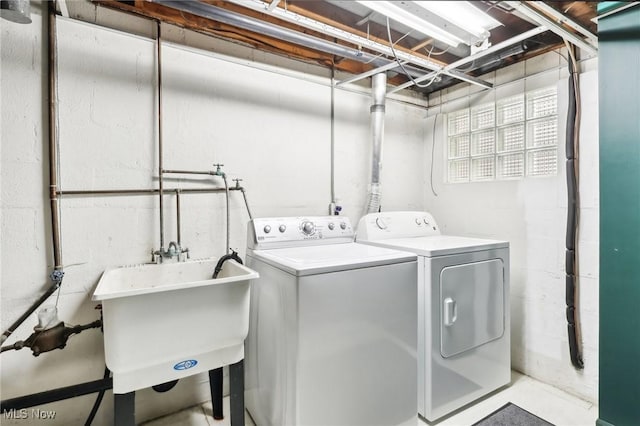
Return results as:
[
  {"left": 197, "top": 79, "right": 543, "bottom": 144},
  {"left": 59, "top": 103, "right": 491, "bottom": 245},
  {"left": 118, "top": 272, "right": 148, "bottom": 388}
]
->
[
  {"left": 357, "top": 211, "right": 510, "bottom": 422},
  {"left": 245, "top": 216, "right": 418, "bottom": 426}
]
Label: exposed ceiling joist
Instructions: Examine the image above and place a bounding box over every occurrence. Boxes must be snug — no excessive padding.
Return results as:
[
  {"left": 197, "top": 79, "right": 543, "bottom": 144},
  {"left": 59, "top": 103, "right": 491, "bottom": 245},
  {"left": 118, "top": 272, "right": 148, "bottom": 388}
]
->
[
  {"left": 388, "top": 25, "right": 547, "bottom": 94},
  {"left": 526, "top": 1, "right": 598, "bottom": 46},
  {"left": 223, "top": 0, "right": 493, "bottom": 89},
  {"left": 92, "top": 1, "right": 598, "bottom": 95},
  {"left": 505, "top": 1, "right": 597, "bottom": 56}
]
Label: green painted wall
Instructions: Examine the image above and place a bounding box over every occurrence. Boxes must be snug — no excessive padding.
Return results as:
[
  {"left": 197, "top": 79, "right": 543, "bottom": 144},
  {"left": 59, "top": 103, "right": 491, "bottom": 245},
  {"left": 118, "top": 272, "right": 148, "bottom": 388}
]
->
[{"left": 598, "top": 7, "right": 640, "bottom": 426}]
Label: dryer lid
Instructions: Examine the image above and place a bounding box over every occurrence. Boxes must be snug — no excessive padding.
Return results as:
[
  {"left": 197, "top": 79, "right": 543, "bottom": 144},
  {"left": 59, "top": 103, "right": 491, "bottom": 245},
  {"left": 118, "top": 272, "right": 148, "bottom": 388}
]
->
[
  {"left": 359, "top": 235, "right": 508, "bottom": 257},
  {"left": 249, "top": 243, "right": 416, "bottom": 276}
]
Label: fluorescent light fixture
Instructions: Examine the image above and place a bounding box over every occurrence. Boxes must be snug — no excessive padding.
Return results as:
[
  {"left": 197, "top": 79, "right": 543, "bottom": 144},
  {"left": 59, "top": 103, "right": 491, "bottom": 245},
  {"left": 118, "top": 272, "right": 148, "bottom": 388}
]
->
[
  {"left": 415, "top": 1, "right": 502, "bottom": 39},
  {"left": 358, "top": 1, "right": 502, "bottom": 47},
  {"left": 357, "top": 1, "right": 465, "bottom": 47}
]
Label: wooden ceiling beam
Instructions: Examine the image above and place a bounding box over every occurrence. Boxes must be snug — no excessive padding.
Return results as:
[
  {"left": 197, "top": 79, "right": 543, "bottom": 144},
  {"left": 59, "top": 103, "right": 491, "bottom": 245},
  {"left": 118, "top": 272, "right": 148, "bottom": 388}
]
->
[
  {"left": 282, "top": 3, "right": 447, "bottom": 67},
  {"left": 93, "top": 1, "right": 378, "bottom": 76}
]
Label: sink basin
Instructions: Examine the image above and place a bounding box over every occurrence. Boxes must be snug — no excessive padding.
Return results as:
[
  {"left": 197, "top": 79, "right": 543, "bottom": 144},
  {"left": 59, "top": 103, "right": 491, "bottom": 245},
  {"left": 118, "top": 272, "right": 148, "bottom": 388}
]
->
[{"left": 93, "top": 259, "right": 259, "bottom": 394}]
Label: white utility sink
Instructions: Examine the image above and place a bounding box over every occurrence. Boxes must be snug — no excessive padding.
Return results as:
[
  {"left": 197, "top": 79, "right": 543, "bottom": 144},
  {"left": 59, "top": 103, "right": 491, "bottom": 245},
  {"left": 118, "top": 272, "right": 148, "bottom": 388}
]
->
[{"left": 93, "top": 259, "right": 259, "bottom": 394}]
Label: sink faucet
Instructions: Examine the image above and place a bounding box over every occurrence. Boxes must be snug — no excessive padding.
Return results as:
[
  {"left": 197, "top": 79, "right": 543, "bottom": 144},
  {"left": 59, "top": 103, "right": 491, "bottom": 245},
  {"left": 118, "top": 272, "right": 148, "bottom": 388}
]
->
[{"left": 152, "top": 241, "right": 189, "bottom": 263}]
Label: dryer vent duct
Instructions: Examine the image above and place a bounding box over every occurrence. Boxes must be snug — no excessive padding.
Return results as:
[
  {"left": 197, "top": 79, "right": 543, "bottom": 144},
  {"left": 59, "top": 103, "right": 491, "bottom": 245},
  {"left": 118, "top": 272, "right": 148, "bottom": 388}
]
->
[{"left": 365, "top": 72, "right": 387, "bottom": 214}]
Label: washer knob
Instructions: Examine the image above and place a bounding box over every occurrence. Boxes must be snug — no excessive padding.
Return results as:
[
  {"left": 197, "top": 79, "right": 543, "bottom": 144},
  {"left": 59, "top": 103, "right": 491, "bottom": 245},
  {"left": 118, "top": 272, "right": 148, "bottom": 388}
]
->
[
  {"left": 263, "top": 225, "right": 272, "bottom": 234},
  {"left": 423, "top": 218, "right": 430, "bottom": 226},
  {"left": 340, "top": 222, "right": 347, "bottom": 230},
  {"left": 415, "top": 218, "right": 422, "bottom": 225},
  {"left": 376, "top": 217, "right": 387, "bottom": 229},
  {"left": 279, "top": 225, "right": 286, "bottom": 233},
  {"left": 302, "top": 221, "right": 315, "bottom": 235},
  {"left": 328, "top": 222, "right": 335, "bottom": 230}
]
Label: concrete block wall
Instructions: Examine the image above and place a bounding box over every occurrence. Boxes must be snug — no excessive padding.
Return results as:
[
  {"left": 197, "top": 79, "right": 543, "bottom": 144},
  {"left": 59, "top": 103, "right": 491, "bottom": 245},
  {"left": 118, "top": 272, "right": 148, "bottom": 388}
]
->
[
  {"left": 1, "top": 4, "right": 427, "bottom": 425},
  {"left": 424, "top": 53, "right": 599, "bottom": 403}
]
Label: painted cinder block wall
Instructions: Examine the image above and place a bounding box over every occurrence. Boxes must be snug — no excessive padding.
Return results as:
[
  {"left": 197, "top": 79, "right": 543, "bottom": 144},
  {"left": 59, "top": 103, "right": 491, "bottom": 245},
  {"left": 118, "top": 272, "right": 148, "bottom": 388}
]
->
[
  {"left": 1, "top": 3, "right": 427, "bottom": 425},
  {"left": 424, "top": 55, "right": 599, "bottom": 404},
  {"left": 1, "top": 1, "right": 599, "bottom": 425}
]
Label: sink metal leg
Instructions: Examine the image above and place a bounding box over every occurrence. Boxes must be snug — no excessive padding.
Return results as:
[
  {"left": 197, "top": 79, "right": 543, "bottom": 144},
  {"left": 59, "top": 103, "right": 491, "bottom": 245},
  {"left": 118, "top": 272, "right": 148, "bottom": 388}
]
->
[
  {"left": 114, "top": 392, "right": 135, "bottom": 426},
  {"left": 209, "top": 368, "right": 224, "bottom": 420},
  {"left": 229, "top": 360, "right": 245, "bottom": 426}
]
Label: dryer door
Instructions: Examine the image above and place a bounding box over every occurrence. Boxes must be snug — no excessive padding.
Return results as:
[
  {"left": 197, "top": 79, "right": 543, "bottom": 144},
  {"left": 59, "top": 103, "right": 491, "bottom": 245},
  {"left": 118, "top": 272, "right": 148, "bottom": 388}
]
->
[{"left": 440, "top": 259, "right": 504, "bottom": 358}]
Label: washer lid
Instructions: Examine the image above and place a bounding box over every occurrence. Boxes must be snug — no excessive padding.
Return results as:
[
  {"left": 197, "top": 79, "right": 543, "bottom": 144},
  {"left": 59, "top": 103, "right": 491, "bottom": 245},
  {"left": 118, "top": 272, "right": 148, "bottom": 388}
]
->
[
  {"left": 359, "top": 235, "right": 508, "bottom": 257},
  {"left": 249, "top": 242, "right": 416, "bottom": 276}
]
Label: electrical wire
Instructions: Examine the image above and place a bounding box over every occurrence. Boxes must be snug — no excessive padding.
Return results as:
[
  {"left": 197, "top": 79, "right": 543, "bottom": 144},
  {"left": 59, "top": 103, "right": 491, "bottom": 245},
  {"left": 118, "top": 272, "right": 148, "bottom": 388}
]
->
[
  {"left": 423, "top": 44, "right": 450, "bottom": 56},
  {"left": 429, "top": 114, "right": 440, "bottom": 197},
  {"left": 385, "top": 17, "right": 442, "bottom": 89},
  {"left": 363, "top": 29, "right": 414, "bottom": 65}
]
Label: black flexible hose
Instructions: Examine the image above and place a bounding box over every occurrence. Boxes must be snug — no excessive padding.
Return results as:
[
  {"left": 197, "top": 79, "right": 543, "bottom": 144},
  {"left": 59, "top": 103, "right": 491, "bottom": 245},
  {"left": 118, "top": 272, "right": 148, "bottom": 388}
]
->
[
  {"left": 84, "top": 366, "right": 110, "bottom": 426},
  {"left": 565, "top": 46, "right": 584, "bottom": 370},
  {"left": 209, "top": 250, "right": 244, "bottom": 419},
  {"left": 212, "top": 250, "right": 243, "bottom": 279}
]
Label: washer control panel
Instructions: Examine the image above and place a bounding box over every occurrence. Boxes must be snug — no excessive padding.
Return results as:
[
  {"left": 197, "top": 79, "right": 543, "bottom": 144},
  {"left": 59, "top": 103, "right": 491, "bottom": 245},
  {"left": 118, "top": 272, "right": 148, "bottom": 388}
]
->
[
  {"left": 248, "top": 216, "right": 354, "bottom": 249},
  {"left": 356, "top": 211, "right": 440, "bottom": 241}
]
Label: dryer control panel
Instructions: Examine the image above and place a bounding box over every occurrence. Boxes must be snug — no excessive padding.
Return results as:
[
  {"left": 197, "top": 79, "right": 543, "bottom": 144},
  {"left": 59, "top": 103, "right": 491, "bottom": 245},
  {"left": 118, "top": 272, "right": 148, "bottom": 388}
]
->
[
  {"left": 356, "top": 211, "right": 440, "bottom": 241},
  {"left": 248, "top": 216, "right": 354, "bottom": 250}
]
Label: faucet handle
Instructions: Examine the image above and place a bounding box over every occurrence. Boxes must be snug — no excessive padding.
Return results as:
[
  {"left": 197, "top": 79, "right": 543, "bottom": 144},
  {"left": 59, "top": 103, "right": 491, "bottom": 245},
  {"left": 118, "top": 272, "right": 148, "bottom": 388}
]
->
[{"left": 233, "top": 178, "right": 242, "bottom": 188}]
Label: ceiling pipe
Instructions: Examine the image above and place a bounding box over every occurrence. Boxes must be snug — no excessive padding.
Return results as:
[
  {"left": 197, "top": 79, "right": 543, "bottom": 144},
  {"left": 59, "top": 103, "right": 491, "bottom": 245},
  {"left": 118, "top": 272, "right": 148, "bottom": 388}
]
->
[{"left": 156, "top": 0, "right": 491, "bottom": 89}]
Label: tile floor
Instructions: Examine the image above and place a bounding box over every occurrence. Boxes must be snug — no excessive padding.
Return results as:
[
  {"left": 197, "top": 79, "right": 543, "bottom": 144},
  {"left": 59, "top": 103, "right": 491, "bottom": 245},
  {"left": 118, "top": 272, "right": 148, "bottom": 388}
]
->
[{"left": 142, "top": 371, "right": 598, "bottom": 426}]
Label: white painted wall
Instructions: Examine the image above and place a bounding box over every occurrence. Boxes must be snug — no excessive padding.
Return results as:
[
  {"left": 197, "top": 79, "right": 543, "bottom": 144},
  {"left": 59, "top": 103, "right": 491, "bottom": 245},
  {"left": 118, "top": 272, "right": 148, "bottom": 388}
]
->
[
  {"left": 1, "top": 6, "right": 427, "bottom": 425},
  {"left": 424, "top": 53, "right": 599, "bottom": 403}
]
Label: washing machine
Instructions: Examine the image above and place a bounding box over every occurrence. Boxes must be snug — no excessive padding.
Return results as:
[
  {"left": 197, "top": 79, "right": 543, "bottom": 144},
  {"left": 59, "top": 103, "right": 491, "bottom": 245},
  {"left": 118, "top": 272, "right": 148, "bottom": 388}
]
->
[
  {"left": 245, "top": 216, "right": 418, "bottom": 426},
  {"left": 356, "top": 211, "right": 510, "bottom": 422}
]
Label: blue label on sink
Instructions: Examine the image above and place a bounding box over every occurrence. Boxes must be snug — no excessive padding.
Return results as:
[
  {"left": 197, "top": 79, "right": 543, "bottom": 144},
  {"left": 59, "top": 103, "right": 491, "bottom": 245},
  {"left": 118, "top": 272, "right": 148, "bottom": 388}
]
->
[{"left": 174, "top": 359, "right": 198, "bottom": 370}]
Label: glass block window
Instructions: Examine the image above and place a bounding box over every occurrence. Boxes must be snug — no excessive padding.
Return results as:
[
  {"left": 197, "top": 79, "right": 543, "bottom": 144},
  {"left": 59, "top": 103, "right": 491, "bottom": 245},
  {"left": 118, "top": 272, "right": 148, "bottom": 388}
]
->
[
  {"left": 497, "top": 124, "right": 525, "bottom": 152},
  {"left": 471, "top": 130, "right": 495, "bottom": 156},
  {"left": 446, "top": 86, "right": 558, "bottom": 183},
  {"left": 527, "top": 118, "right": 557, "bottom": 148},
  {"left": 449, "top": 134, "right": 470, "bottom": 158},
  {"left": 471, "top": 156, "right": 495, "bottom": 181},
  {"left": 497, "top": 152, "right": 524, "bottom": 179},
  {"left": 448, "top": 159, "right": 470, "bottom": 183},
  {"left": 471, "top": 103, "right": 495, "bottom": 131},
  {"left": 527, "top": 148, "right": 558, "bottom": 176},
  {"left": 497, "top": 95, "right": 524, "bottom": 126},
  {"left": 448, "top": 109, "right": 470, "bottom": 136},
  {"left": 527, "top": 87, "right": 557, "bottom": 120}
]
